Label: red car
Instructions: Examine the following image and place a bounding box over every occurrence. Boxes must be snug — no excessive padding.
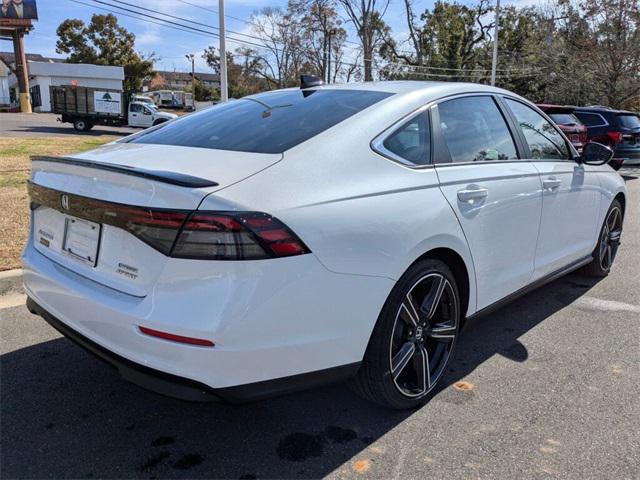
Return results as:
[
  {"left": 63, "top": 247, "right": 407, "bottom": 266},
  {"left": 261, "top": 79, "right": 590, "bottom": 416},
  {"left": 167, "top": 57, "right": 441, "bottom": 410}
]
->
[{"left": 537, "top": 104, "right": 588, "bottom": 153}]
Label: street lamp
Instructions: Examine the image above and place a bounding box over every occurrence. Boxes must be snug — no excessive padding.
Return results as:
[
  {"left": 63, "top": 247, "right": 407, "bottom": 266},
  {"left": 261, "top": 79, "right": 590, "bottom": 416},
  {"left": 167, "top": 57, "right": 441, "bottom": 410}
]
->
[
  {"left": 185, "top": 54, "right": 195, "bottom": 98},
  {"left": 327, "top": 28, "right": 337, "bottom": 84}
]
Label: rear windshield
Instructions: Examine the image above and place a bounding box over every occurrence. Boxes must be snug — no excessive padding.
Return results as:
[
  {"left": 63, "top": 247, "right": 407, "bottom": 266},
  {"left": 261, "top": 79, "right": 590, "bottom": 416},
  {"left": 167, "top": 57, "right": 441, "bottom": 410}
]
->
[
  {"left": 549, "top": 113, "right": 582, "bottom": 126},
  {"left": 128, "top": 89, "right": 392, "bottom": 153},
  {"left": 617, "top": 114, "right": 640, "bottom": 129}
]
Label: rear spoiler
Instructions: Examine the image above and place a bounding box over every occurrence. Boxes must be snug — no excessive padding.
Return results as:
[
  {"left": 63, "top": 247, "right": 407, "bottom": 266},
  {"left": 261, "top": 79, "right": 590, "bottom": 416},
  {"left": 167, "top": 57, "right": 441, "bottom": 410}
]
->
[{"left": 31, "top": 156, "right": 219, "bottom": 188}]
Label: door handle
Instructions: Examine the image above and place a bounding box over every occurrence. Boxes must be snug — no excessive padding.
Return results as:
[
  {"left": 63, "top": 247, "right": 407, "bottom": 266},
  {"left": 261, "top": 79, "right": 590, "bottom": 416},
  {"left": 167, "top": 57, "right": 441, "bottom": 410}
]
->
[
  {"left": 543, "top": 177, "right": 561, "bottom": 191},
  {"left": 457, "top": 185, "right": 489, "bottom": 203}
]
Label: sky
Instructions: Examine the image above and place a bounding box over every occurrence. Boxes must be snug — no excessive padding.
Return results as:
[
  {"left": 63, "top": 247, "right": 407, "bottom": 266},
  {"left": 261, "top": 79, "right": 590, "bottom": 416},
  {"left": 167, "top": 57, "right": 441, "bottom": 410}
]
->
[{"left": 5, "top": 0, "right": 537, "bottom": 75}]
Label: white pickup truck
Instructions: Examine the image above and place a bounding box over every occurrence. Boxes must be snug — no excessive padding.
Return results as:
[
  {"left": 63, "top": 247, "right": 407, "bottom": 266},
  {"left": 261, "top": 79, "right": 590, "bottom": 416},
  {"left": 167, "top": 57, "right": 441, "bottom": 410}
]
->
[{"left": 127, "top": 102, "right": 177, "bottom": 129}]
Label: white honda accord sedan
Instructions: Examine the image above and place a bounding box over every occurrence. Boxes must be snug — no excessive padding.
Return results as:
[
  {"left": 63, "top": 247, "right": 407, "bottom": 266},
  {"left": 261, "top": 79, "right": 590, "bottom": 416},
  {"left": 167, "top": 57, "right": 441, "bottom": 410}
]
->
[{"left": 23, "top": 80, "right": 626, "bottom": 409}]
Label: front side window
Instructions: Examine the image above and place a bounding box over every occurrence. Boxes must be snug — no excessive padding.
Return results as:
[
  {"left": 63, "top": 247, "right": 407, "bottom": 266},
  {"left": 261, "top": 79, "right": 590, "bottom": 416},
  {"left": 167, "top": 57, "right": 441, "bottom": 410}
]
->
[
  {"left": 128, "top": 89, "right": 392, "bottom": 154},
  {"left": 574, "top": 112, "right": 606, "bottom": 127},
  {"left": 380, "top": 112, "right": 431, "bottom": 165},
  {"left": 130, "top": 103, "right": 142, "bottom": 113},
  {"left": 437, "top": 96, "right": 518, "bottom": 163},
  {"left": 505, "top": 99, "right": 569, "bottom": 160},
  {"left": 548, "top": 113, "right": 582, "bottom": 126}
]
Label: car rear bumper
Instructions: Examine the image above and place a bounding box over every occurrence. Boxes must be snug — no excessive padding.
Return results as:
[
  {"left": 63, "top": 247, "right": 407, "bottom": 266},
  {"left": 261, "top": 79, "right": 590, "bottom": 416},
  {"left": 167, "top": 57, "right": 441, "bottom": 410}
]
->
[
  {"left": 26, "top": 296, "right": 222, "bottom": 401},
  {"left": 22, "top": 240, "right": 391, "bottom": 400},
  {"left": 26, "top": 297, "right": 361, "bottom": 402}
]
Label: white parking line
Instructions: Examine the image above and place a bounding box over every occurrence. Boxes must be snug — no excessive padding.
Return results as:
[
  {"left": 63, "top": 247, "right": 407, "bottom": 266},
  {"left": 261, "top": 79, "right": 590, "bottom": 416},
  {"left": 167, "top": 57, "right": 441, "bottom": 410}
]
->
[
  {"left": 0, "top": 294, "right": 26, "bottom": 310},
  {"left": 574, "top": 296, "right": 640, "bottom": 314}
]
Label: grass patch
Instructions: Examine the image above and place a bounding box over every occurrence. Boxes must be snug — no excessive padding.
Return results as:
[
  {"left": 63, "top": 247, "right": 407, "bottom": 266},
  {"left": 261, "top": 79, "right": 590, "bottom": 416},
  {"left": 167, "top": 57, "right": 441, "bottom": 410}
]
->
[{"left": 0, "top": 136, "right": 117, "bottom": 271}]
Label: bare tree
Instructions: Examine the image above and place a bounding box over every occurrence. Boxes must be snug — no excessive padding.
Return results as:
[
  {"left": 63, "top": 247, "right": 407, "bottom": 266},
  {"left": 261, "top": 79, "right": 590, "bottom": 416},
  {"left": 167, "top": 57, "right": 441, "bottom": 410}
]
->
[
  {"left": 336, "top": 0, "right": 389, "bottom": 81},
  {"left": 581, "top": 0, "right": 640, "bottom": 108},
  {"left": 381, "top": 0, "right": 426, "bottom": 66},
  {"left": 249, "top": 7, "right": 306, "bottom": 88}
]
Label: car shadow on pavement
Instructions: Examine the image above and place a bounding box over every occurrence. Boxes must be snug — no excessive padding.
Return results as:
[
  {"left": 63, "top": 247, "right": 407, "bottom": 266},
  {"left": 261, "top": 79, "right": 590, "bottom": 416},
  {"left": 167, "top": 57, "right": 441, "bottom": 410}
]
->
[
  {"left": 620, "top": 166, "right": 639, "bottom": 182},
  {"left": 0, "top": 272, "right": 601, "bottom": 479}
]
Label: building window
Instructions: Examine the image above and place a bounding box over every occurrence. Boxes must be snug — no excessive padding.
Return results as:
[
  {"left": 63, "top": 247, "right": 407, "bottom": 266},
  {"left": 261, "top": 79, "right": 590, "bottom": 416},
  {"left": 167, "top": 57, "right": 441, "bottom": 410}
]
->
[{"left": 30, "top": 85, "right": 41, "bottom": 108}]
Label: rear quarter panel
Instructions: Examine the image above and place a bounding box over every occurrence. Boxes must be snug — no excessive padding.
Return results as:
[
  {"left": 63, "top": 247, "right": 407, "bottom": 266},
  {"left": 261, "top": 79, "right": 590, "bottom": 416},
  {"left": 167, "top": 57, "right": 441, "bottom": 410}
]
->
[
  {"left": 593, "top": 166, "right": 628, "bottom": 231},
  {"left": 204, "top": 118, "right": 478, "bottom": 315}
]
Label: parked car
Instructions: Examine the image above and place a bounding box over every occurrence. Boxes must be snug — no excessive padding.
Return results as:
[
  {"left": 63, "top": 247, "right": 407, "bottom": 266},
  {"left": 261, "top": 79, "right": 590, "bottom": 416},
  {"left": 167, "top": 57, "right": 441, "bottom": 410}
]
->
[
  {"left": 24, "top": 80, "right": 626, "bottom": 409},
  {"left": 573, "top": 106, "right": 640, "bottom": 168},
  {"left": 131, "top": 94, "right": 155, "bottom": 106},
  {"left": 150, "top": 90, "right": 174, "bottom": 107},
  {"left": 537, "top": 104, "right": 588, "bottom": 153}
]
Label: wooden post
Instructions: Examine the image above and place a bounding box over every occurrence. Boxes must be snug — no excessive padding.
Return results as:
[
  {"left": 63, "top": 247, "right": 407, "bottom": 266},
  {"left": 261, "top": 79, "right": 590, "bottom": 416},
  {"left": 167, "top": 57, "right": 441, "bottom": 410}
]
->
[{"left": 12, "top": 29, "right": 31, "bottom": 113}]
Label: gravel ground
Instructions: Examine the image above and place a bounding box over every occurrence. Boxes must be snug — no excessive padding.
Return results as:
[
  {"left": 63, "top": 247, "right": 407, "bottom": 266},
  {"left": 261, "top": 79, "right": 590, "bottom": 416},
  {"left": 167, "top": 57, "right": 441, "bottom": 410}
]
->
[{"left": 1, "top": 168, "right": 638, "bottom": 479}]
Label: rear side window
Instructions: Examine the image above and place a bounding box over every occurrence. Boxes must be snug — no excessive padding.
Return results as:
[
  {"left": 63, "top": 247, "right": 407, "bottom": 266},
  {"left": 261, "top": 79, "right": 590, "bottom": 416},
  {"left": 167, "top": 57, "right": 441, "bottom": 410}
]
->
[
  {"left": 617, "top": 114, "right": 640, "bottom": 129},
  {"left": 574, "top": 112, "right": 607, "bottom": 127},
  {"left": 437, "top": 96, "right": 518, "bottom": 163},
  {"left": 549, "top": 113, "right": 582, "bottom": 126},
  {"left": 505, "top": 99, "right": 569, "bottom": 160},
  {"left": 380, "top": 113, "right": 431, "bottom": 165},
  {"left": 129, "top": 89, "right": 392, "bottom": 154}
]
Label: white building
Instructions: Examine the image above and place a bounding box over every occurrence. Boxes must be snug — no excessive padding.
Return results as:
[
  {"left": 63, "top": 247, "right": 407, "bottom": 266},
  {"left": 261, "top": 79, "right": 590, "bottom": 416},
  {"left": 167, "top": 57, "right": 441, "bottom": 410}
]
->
[
  {"left": 8, "top": 61, "right": 124, "bottom": 112},
  {"left": 0, "top": 57, "right": 10, "bottom": 108}
]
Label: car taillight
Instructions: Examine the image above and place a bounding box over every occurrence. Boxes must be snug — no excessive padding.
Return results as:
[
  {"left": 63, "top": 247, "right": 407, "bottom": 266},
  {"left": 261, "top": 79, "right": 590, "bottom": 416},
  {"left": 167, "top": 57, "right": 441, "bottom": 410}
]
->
[
  {"left": 171, "top": 212, "right": 310, "bottom": 260},
  {"left": 607, "top": 131, "right": 623, "bottom": 144},
  {"left": 98, "top": 203, "right": 189, "bottom": 255},
  {"left": 28, "top": 184, "right": 309, "bottom": 260}
]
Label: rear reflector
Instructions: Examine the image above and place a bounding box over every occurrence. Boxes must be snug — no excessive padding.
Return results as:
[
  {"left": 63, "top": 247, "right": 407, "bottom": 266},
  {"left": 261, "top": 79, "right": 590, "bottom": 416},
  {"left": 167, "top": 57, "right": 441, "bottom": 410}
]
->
[{"left": 139, "top": 326, "right": 215, "bottom": 347}]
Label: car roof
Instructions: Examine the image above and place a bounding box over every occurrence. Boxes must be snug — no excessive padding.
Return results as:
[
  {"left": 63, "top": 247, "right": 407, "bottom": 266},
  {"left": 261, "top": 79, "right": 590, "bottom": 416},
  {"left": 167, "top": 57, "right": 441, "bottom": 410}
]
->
[
  {"left": 307, "top": 80, "right": 513, "bottom": 97},
  {"left": 537, "top": 104, "right": 577, "bottom": 113},
  {"left": 573, "top": 105, "right": 637, "bottom": 115}
]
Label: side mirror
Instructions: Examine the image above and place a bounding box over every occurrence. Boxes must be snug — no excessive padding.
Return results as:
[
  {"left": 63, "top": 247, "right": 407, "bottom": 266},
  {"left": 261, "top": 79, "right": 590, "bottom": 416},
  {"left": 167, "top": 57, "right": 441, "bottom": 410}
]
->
[{"left": 580, "top": 141, "right": 614, "bottom": 166}]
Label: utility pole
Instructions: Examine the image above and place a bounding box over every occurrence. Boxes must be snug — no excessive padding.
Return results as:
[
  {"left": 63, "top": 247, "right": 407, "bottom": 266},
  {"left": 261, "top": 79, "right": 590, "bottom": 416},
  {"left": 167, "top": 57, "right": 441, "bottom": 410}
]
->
[
  {"left": 13, "top": 29, "right": 31, "bottom": 113},
  {"left": 219, "top": 0, "right": 228, "bottom": 101},
  {"left": 490, "top": 0, "right": 500, "bottom": 86},
  {"left": 185, "top": 54, "right": 195, "bottom": 98}
]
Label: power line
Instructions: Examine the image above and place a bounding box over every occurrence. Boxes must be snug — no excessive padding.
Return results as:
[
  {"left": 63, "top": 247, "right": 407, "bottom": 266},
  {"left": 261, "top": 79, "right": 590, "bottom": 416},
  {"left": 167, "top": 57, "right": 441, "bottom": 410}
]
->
[
  {"left": 107, "top": 0, "right": 266, "bottom": 44},
  {"left": 171, "top": 0, "right": 545, "bottom": 74},
  {"left": 68, "top": 0, "right": 211, "bottom": 39},
  {"left": 82, "top": 0, "right": 269, "bottom": 50},
  {"left": 175, "top": 0, "right": 363, "bottom": 48},
  {"left": 68, "top": 0, "right": 546, "bottom": 81}
]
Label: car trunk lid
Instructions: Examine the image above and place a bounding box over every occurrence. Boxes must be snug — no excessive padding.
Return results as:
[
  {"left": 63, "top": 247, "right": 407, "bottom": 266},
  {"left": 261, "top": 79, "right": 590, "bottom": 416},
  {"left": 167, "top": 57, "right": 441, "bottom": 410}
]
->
[{"left": 29, "top": 144, "right": 282, "bottom": 297}]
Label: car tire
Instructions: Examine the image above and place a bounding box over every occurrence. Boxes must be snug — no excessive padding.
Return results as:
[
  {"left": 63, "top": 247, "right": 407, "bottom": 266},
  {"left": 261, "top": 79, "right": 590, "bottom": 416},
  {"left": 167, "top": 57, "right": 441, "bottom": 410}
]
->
[
  {"left": 582, "top": 199, "right": 623, "bottom": 277},
  {"left": 351, "top": 259, "right": 461, "bottom": 409},
  {"left": 73, "top": 119, "right": 89, "bottom": 132},
  {"left": 153, "top": 119, "right": 167, "bottom": 126}
]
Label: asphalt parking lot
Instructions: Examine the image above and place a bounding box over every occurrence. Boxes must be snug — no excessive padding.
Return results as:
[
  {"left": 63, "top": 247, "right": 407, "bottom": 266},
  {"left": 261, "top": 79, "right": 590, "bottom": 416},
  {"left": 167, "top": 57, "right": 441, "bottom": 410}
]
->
[
  {"left": 1, "top": 168, "right": 638, "bottom": 479},
  {"left": 0, "top": 112, "right": 137, "bottom": 137}
]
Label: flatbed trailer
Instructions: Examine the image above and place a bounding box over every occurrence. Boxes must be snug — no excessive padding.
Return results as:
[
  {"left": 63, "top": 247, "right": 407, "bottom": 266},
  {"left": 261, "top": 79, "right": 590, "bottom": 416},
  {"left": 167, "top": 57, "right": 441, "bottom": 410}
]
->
[
  {"left": 50, "top": 86, "right": 128, "bottom": 131},
  {"left": 50, "top": 85, "right": 177, "bottom": 131}
]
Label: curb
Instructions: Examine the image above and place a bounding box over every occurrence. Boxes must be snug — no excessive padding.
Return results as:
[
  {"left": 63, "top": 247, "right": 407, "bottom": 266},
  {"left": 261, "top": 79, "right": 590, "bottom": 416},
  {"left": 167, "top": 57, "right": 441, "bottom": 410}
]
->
[{"left": 0, "top": 269, "right": 23, "bottom": 296}]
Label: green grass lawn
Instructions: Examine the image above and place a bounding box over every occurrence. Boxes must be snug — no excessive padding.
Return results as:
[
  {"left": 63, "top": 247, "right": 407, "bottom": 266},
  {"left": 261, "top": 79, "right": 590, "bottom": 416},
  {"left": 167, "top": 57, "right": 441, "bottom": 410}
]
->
[{"left": 0, "top": 136, "right": 117, "bottom": 270}]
